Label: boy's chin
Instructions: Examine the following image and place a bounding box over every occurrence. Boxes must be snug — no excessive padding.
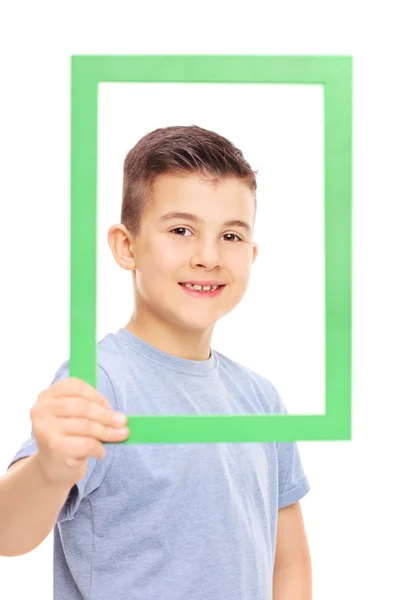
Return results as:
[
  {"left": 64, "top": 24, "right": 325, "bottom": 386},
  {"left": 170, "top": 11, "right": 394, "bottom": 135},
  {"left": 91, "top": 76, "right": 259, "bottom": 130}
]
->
[
  {"left": 177, "top": 319, "right": 218, "bottom": 332},
  {"left": 172, "top": 311, "right": 224, "bottom": 333}
]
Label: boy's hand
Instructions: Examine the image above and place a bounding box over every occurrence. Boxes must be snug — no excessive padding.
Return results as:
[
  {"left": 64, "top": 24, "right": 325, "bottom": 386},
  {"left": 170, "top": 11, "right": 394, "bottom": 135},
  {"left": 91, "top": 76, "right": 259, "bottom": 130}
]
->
[{"left": 30, "top": 377, "right": 129, "bottom": 487}]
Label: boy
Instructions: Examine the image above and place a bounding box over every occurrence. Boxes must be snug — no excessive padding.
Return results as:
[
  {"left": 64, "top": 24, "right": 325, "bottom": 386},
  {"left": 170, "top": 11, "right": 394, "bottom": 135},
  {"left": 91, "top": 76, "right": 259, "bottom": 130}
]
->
[{"left": 0, "top": 125, "right": 312, "bottom": 599}]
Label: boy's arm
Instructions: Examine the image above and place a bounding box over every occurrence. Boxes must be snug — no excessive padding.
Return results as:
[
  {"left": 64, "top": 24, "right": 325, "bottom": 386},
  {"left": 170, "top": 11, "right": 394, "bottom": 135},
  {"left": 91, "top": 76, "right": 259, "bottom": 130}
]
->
[
  {"left": 0, "top": 454, "right": 72, "bottom": 556},
  {"left": 272, "top": 501, "right": 312, "bottom": 599}
]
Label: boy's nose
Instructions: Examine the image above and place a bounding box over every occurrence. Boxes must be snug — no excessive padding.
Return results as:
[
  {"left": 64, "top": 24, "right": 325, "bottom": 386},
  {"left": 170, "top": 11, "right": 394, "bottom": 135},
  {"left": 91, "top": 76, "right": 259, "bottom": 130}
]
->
[{"left": 189, "top": 242, "right": 222, "bottom": 271}]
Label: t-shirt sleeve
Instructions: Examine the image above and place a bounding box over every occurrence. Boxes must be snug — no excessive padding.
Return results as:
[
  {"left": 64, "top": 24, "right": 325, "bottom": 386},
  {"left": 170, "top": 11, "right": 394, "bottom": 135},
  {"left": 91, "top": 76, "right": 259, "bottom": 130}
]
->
[
  {"left": 276, "top": 438, "right": 310, "bottom": 509},
  {"left": 268, "top": 381, "right": 311, "bottom": 509},
  {"left": 7, "top": 362, "right": 118, "bottom": 523}
]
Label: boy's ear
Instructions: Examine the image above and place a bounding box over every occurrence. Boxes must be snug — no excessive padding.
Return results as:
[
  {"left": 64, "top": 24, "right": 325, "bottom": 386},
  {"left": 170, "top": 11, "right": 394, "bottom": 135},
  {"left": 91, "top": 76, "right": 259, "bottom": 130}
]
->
[
  {"left": 107, "top": 224, "right": 136, "bottom": 271},
  {"left": 252, "top": 242, "right": 259, "bottom": 264}
]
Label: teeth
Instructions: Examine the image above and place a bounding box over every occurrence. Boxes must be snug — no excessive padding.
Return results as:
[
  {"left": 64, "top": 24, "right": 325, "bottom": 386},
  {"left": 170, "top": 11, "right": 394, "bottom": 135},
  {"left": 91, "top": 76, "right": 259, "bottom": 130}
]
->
[{"left": 183, "top": 283, "right": 220, "bottom": 291}]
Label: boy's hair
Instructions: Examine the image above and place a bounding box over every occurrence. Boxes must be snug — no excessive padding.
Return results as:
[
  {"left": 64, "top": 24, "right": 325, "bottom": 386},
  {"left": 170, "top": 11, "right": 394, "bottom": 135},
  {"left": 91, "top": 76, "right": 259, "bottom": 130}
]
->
[{"left": 121, "top": 125, "right": 257, "bottom": 236}]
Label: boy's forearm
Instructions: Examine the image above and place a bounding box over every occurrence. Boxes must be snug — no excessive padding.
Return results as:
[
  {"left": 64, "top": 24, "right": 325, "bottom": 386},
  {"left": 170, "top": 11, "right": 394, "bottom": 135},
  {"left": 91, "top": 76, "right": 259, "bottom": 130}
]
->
[
  {"left": 273, "top": 559, "right": 312, "bottom": 600},
  {"left": 0, "top": 453, "right": 72, "bottom": 557}
]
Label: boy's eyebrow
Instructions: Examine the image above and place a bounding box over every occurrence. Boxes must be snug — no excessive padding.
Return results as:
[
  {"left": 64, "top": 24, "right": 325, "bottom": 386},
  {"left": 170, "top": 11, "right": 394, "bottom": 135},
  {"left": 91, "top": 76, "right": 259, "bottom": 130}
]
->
[{"left": 158, "top": 211, "right": 252, "bottom": 233}]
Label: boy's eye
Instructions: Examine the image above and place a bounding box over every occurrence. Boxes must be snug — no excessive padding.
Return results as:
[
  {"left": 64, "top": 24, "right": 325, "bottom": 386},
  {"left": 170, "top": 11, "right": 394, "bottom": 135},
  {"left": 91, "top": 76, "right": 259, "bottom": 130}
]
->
[
  {"left": 222, "top": 233, "right": 241, "bottom": 242},
  {"left": 171, "top": 227, "right": 191, "bottom": 236}
]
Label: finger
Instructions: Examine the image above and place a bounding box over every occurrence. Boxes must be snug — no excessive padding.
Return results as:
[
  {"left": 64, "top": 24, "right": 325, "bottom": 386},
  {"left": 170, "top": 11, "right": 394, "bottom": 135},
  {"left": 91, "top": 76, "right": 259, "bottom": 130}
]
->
[
  {"left": 45, "top": 377, "right": 112, "bottom": 410},
  {"left": 49, "top": 435, "right": 106, "bottom": 461},
  {"left": 45, "top": 396, "right": 126, "bottom": 428},
  {"left": 58, "top": 418, "right": 130, "bottom": 442}
]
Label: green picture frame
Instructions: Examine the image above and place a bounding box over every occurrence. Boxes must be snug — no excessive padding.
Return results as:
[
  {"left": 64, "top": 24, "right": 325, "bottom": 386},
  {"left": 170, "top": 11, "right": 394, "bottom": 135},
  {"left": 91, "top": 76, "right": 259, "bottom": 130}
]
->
[{"left": 71, "top": 54, "right": 352, "bottom": 443}]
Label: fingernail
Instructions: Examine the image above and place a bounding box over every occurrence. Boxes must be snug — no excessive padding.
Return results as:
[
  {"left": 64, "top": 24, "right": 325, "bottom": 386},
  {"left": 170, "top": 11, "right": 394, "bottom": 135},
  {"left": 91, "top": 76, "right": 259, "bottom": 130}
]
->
[
  {"left": 116, "top": 427, "right": 129, "bottom": 436},
  {"left": 112, "top": 412, "right": 127, "bottom": 425}
]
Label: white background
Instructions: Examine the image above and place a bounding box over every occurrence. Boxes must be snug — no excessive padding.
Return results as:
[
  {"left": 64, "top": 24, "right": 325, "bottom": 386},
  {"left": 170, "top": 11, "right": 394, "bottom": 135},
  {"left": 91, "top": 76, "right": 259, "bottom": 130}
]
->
[{"left": 0, "top": 1, "right": 399, "bottom": 599}]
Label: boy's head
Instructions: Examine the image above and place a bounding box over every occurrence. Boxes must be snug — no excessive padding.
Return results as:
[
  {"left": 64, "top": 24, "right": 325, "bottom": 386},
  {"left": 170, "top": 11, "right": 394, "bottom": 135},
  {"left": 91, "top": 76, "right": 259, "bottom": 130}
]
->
[{"left": 108, "top": 125, "right": 259, "bottom": 334}]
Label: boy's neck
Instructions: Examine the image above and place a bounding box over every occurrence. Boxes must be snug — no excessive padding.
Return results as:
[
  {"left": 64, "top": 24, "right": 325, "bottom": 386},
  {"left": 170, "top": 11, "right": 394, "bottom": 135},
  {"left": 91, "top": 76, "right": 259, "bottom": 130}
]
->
[{"left": 124, "top": 314, "right": 213, "bottom": 362}]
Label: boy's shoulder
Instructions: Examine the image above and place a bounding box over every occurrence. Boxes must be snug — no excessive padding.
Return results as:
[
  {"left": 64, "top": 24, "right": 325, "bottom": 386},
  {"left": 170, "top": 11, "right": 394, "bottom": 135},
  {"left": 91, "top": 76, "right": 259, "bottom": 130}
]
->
[
  {"left": 213, "top": 348, "right": 284, "bottom": 414},
  {"left": 52, "top": 332, "right": 124, "bottom": 377},
  {"left": 213, "top": 346, "right": 276, "bottom": 387}
]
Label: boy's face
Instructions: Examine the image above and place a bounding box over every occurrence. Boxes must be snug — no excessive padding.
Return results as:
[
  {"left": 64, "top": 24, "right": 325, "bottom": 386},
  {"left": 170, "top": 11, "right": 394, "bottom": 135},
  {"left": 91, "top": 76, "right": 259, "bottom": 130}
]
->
[{"left": 110, "top": 172, "right": 258, "bottom": 333}]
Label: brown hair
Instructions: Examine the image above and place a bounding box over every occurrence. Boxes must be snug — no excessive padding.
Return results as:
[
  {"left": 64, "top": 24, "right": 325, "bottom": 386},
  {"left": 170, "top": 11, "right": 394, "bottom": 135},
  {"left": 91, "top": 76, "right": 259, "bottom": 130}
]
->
[{"left": 121, "top": 125, "right": 257, "bottom": 236}]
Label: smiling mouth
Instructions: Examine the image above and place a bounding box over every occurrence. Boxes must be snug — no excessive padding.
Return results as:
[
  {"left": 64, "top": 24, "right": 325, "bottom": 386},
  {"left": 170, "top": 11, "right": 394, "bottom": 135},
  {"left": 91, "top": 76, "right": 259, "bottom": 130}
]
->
[
  {"left": 178, "top": 283, "right": 224, "bottom": 292},
  {"left": 178, "top": 282, "right": 226, "bottom": 297}
]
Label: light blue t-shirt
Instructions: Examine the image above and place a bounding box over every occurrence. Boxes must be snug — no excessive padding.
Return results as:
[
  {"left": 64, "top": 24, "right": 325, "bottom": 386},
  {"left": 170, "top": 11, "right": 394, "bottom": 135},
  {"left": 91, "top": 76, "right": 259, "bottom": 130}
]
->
[{"left": 9, "top": 328, "right": 310, "bottom": 600}]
